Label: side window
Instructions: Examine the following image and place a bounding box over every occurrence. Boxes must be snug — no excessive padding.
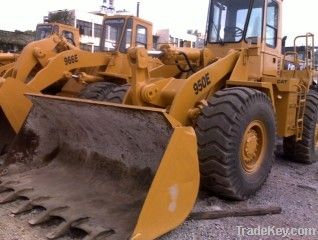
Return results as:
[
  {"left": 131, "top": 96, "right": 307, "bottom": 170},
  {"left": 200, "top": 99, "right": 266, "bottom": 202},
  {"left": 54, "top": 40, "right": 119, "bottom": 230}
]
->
[
  {"left": 266, "top": 0, "right": 279, "bottom": 48},
  {"left": 53, "top": 25, "right": 59, "bottom": 34},
  {"left": 62, "top": 31, "right": 75, "bottom": 44},
  {"left": 246, "top": 0, "right": 264, "bottom": 43},
  {"left": 94, "top": 24, "right": 102, "bottom": 38},
  {"left": 76, "top": 20, "right": 92, "bottom": 36},
  {"left": 136, "top": 25, "right": 147, "bottom": 48},
  {"left": 119, "top": 18, "right": 132, "bottom": 53},
  {"left": 35, "top": 25, "right": 53, "bottom": 40}
]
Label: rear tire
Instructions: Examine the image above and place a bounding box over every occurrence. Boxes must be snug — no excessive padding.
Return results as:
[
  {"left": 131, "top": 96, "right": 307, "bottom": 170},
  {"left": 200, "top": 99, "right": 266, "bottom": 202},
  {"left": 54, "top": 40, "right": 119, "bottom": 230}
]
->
[
  {"left": 106, "top": 84, "right": 131, "bottom": 103},
  {"left": 78, "top": 82, "right": 118, "bottom": 101},
  {"left": 283, "top": 90, "right": 318, "bottom": 164},
  {"left": 195, "top": 87, "right": 276, "bottom": 200}
]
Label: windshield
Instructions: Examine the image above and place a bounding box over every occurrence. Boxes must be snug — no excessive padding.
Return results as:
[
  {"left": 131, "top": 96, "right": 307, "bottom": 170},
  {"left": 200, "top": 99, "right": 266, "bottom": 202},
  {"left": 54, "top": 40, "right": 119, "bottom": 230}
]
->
[
  {"left": 208, "top": 0, "right": 251, "bottom": 43},
  {"left": 102, "top": 18, "right": 125, "bottom": 51},
  {"left": 35, "top": 25, "right": 53, "bottom": 40}
]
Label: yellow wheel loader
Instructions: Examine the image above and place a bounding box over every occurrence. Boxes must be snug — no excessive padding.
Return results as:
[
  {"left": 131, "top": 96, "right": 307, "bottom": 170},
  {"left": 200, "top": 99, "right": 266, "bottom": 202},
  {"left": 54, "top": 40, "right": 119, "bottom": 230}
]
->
[
  {"left": 0, "top": 14, "right": 156, "bottom": 76},
  {"left": 0, "top": 22, "right": 80, "bottom": 77},
  {"left": 0, "top": 14, "right": 158, "bottom": 154},
  {"left": 35, "top": 22, "right": 80, "bottom": 47},
  {"left": 1, "top": 0, "right": 317, "bottom": 239}
]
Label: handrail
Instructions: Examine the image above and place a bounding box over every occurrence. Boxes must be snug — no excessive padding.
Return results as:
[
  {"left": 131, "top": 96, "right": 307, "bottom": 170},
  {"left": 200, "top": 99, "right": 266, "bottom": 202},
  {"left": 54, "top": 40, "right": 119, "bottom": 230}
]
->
[{"left": 293, "top": 33, "right": 315, "bottom": 70}]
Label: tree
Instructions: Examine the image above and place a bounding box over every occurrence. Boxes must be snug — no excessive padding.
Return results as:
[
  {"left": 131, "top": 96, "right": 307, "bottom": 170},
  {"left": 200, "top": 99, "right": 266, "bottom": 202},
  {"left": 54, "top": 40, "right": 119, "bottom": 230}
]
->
[{"left": 48, "top": 10, "right": 75, "bottom": 26}]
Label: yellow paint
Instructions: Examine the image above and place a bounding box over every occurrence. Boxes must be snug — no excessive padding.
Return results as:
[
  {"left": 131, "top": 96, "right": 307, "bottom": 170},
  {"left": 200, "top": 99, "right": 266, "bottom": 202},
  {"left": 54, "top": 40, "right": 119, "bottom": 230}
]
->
[
  {"left": 0, "top": 78, "right": 34, "bottom": 132},
  {"left": 131, "top": 126, "right": 199, "bottom": 240}
]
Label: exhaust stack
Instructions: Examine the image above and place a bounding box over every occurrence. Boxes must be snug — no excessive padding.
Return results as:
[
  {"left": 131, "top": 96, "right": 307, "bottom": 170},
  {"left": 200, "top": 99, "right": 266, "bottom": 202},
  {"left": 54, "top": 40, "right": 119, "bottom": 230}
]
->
[{"left": 137, "top": 2, "right": 140, "bottom": 17}]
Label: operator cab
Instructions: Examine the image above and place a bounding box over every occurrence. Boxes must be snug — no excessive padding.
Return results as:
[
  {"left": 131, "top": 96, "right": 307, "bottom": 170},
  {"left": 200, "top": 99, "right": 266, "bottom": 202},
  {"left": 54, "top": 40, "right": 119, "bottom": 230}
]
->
[
  {"left": 35, "top": 23, "right": 79, "bottom": 47},
  {"left": 207, "top": 0, "right": 282, "bottom": 77},
  {"left": 100, "top": 16, "right": 153, "bottom": 53},
  {"left": 208, "top": 0, "right": 270, "bottom": 45},
  {"left": 35, "top": 24, "right": 55, "bottom": 40}
]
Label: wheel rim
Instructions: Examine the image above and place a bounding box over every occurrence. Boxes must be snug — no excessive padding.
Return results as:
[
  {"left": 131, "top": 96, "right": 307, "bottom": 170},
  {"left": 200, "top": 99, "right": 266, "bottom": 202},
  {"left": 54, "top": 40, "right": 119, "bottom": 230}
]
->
[
  {"left": 240, "top": 120, "right": 267, "bottom": 173},
  {"left": 314, "top": 123, "right": 318, "bottom": 149}
]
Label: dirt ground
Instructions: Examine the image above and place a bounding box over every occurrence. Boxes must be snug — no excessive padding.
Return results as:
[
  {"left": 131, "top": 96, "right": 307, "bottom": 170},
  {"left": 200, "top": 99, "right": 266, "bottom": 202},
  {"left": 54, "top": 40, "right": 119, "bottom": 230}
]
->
[
  {"left": 161, "top": 145, "right": 318, "bottom": 240},
  {"left": 0, "top": 143, "right": 317, "bottom": 240}
]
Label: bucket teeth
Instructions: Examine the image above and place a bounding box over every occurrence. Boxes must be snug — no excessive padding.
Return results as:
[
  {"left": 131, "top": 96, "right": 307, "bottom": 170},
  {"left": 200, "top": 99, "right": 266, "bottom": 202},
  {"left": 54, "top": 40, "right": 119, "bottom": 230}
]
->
[
  {"left": 11, "top": 196, "right": 50, "bottom": 214},
  {"left": 75, "top": 221, "right": 116, "bottom": 240},
  {"left": 11, "top": 200, "right": 33, "bottom": 214},
  {"left": 29, "top": 206, "right": 69, "bottom": 225},
  {"left": 0, "top": 186, "right": 10, "bottom": 193},
  {"left": 0, "top": 181, "right": 19, "bottom": 193},
  {"left": 0, "top": 192, "right": 17, "bottom": 204},
  {"left": 0, "top": 188, "right": 33, "bottom": 204},
  {"left": 46, "top": 217, "right": 89, "bottom": 239}
]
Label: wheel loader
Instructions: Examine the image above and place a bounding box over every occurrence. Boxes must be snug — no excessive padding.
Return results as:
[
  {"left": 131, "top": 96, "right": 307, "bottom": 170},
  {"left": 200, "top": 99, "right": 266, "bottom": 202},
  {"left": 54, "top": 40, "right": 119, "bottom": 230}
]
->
[
  {"left": 35, "top": 22, "right": 80, "bottom": 47},
  {"left": 0, "top": 22, "right": 80, "bottom": 77},
  {"left": 0, "top": 14, "right": 159, "bottom": 153},
  {"left": 0, "top": 0, "right": 317, "bottom": 239}
]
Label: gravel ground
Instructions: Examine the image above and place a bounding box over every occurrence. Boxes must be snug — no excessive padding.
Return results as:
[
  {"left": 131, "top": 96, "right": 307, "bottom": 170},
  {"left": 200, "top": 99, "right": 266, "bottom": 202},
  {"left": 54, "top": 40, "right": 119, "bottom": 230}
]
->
[
  {"left": 160, "top": 147, "right": 318, "bottom": 240},
  {"left": 0, "top": 144, "right": 317, "bottom": 240}
]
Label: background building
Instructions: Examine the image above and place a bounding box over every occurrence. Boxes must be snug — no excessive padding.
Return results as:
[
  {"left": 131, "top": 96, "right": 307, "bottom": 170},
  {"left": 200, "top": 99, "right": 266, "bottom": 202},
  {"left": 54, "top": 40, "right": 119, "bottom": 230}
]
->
[
  {"left": 0, "top": 0, "right": 206, "bottom": 53},
  {"left": 154, "top": 29, "right": 204, "bottom": 49}
]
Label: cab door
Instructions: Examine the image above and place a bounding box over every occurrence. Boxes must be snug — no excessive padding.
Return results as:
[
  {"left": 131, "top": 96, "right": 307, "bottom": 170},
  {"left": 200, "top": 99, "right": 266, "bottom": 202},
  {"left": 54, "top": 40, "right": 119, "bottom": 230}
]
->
[
  {"left": 132, "top": 18, "right": 153, "bottom": 50},
  {"left": 262, "top": 0, "right": 282, "bottom": 77}
]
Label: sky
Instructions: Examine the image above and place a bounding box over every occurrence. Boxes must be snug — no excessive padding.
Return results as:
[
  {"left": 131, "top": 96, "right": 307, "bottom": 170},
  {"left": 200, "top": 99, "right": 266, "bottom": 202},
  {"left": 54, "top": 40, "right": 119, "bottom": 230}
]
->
[{"left": 0, "top": 0, "right": 317, "bottom": 46}]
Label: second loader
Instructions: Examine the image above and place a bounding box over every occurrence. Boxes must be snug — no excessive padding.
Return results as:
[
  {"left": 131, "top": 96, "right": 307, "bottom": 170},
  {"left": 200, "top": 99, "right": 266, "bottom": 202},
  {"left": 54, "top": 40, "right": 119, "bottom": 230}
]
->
[
  {"left": 1, "top": 0, "right": 317, "bottom": 239},
  {"left": 0, "top": 14, "right": 160, "bottom": 154},
  {"left": 0, "top": 22, "right": 80, "bottom": 77},
  {"left": 35, "top": 22, "right": 80, "bottom": 47}
]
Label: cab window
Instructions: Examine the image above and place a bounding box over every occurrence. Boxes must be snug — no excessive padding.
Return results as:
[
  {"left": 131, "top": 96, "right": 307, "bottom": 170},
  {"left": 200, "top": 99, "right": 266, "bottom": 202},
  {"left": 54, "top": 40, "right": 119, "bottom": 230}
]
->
[
  {"left": 35, "top": 25, "right": 53, "bottom": 40},
  {"left": 266, "top": 0, "right": 279, "bottom": 48},
  {"left": 62, "top": 31, "right": 75, "bottom": 45},
  {"left": 208, "top": 0, "right": 250, "bottom": 43},
  {"left": 53, "top": 25, "right": 59, "bottom": 34},
  {"left": 136, "top": 25, "right": 147, "bottom": 48},
  {"left": 103, "top": 18, "right": 125, "bottom": 51},
  {"left": 119, "top": 18, "right": 132, "bottom": 52},
  {"left": 246, "top": 0, "right": 264, "bottom": 43}
]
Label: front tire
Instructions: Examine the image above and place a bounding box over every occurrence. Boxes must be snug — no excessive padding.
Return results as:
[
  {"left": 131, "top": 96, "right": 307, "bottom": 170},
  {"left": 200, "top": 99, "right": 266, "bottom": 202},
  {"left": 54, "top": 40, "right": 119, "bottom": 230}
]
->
[
  {"left": 195, "top": 87, "right": 276, "bottom": 200},
  {"left": 106, "top": 84, "right": 131, "bottom": 103},
  {"left": 78, "top": 82, "right": 118, "bottom": 101}
]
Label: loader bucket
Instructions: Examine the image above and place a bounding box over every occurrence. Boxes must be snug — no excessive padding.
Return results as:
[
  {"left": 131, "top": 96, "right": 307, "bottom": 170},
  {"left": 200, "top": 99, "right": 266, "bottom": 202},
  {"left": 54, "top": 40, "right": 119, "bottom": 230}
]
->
[
  {"left": 0, "top": 94, "right": 199, "bottom": 240},
  {"left": 0, "top": 77, "right": 34, "bottom": 153}
]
